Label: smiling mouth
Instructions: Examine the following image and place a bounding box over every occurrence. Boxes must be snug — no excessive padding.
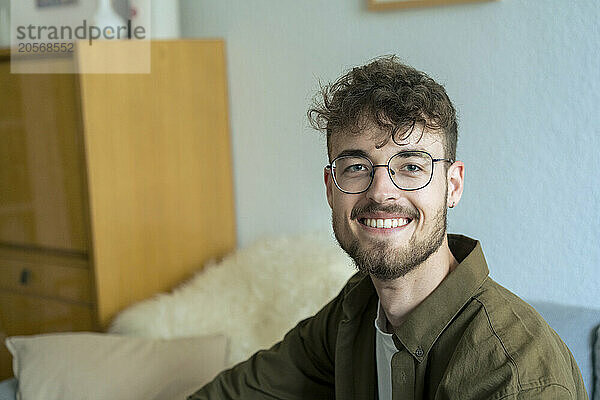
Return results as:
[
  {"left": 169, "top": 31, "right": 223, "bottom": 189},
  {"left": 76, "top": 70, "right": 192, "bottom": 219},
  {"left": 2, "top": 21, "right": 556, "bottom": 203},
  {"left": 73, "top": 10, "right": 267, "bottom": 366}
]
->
[{"left": 358, "top": 217, "right": 412, "bottom": 229}]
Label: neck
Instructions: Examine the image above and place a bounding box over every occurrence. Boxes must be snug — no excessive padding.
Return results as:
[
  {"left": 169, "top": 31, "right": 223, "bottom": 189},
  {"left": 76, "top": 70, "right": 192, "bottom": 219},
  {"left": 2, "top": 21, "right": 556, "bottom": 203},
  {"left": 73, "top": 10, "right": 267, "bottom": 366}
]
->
[{"left": 371, "top": 236, "right": 458, "bottom": 331}]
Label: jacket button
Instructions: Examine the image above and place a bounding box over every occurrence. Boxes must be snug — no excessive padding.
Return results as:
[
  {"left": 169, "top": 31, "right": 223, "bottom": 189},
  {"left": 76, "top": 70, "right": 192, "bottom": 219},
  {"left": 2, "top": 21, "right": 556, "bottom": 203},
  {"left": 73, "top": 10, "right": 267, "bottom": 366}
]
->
[{"left": 415, "top": 347, "right": 424, "bottom": 357}]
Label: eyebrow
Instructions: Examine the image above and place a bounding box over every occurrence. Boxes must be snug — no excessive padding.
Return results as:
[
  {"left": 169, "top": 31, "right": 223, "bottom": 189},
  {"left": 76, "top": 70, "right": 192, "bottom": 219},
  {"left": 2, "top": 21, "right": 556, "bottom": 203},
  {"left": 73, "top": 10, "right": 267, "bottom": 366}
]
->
[
  {"left": 333, "top": 149, "right": 371, "bottom": 159},
  {"left": 332, "top": 146, "right": 429, "bottom": 161}
]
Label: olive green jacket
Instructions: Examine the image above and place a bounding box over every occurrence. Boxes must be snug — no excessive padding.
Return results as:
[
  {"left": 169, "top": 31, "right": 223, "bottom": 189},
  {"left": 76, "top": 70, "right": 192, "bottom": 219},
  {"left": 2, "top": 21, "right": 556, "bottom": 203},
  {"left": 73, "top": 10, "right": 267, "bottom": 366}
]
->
[{"left": 188, "top": 235, "right": 588, "bottom": 399}]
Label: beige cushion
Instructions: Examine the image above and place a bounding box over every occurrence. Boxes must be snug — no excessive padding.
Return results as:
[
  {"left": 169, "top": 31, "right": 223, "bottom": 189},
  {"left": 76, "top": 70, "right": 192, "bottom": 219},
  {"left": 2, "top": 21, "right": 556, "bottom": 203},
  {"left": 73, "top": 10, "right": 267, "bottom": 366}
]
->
[{"left": 6, "top": 332, "right": 227, "bottom": 400}]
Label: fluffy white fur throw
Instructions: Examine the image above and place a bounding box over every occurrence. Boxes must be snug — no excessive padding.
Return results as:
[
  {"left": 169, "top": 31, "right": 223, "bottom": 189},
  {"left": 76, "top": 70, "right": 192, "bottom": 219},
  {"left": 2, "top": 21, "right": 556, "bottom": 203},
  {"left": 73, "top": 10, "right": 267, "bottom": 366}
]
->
[{"left": 109, "top": 232, "right": 356, "bottom": 367}]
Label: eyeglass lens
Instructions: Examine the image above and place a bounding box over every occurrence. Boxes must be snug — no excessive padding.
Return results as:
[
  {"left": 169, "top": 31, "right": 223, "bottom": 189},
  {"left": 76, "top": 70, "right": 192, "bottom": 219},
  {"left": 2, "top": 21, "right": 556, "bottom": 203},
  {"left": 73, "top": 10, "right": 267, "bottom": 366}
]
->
[{"left": 332, "top": 151, "right": 433, "bottom": 193}]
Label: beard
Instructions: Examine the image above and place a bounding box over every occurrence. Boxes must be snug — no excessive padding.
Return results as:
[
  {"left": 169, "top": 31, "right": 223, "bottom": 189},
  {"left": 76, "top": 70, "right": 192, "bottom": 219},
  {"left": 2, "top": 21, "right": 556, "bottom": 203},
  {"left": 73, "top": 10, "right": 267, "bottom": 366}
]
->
[{"left": 332, "top": 201, "right": 448, "bottom": 281}]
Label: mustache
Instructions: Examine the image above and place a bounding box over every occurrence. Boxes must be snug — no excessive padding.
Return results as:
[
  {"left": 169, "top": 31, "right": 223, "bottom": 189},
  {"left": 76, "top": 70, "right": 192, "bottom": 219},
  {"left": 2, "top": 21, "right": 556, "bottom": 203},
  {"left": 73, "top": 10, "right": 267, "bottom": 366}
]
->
[{"left": 350, "top": 203, "right": 420, "bottom": 221}]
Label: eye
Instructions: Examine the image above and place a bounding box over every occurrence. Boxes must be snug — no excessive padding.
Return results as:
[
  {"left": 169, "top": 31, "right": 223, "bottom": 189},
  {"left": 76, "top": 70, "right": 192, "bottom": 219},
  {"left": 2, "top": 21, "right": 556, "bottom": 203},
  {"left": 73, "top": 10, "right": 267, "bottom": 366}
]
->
[
  {"left": 402, "top": 164, "right": 422, "bottom": 173},
  {"left": 346, "top": 164, "right": 368, "bottom": 173}
]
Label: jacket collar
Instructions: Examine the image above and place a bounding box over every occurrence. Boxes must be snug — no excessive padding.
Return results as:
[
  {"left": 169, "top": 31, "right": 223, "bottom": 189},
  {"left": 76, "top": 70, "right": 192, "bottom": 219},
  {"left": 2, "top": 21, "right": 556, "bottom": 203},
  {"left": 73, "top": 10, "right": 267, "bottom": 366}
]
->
[{"left": 340, "top": 234, "right": 489, "bottom": 362}]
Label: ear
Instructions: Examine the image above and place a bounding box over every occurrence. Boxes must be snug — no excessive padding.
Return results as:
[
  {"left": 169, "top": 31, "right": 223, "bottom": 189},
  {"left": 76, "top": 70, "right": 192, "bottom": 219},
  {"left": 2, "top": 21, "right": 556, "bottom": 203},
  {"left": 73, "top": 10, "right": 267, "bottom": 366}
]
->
[
  {"left": 324, "top": 167, "right": 334, "bottom": 210},
  {"left": 446, "top": 161, "right": 465, "bottom": 208}
]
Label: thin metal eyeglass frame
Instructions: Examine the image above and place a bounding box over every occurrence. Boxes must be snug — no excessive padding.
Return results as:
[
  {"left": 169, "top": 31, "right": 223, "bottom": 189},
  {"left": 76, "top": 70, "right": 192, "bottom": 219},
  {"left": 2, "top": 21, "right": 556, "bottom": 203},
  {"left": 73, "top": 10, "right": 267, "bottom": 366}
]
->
[{"left": 325, "top": 150, "right": 454, "bottom": 194}]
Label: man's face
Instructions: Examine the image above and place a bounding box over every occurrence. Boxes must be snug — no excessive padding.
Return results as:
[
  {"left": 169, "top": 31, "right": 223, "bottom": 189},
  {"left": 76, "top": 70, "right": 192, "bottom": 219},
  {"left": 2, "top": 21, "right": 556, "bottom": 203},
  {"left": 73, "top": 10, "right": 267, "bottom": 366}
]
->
[{"left": 325, "top": 125, "right": 461, "bottom": 281}]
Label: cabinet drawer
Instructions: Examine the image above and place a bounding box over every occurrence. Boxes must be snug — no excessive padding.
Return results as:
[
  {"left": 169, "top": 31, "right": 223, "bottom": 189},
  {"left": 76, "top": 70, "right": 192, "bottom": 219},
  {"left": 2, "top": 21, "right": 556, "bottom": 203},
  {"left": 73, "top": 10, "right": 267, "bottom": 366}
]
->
[
  {"left": 0, "top": 291, "right": 94, "bottom": 335},
  {"left": 0, "top": 253, "right": 92, "bottom": 303}
]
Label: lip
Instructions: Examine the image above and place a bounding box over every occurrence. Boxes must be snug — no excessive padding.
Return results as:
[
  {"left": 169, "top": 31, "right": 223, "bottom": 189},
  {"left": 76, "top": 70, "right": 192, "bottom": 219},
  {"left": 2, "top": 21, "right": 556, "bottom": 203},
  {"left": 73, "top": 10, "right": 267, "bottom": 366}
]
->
[{"left": 357, "top": 212, "right": 413, "bottom": 219}]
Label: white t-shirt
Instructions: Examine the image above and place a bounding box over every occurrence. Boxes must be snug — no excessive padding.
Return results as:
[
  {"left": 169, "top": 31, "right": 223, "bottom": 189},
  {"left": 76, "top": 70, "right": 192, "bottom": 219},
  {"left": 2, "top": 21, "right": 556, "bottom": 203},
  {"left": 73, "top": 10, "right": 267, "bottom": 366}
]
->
[{"left": 374, "top": 300, "right": 398, "bottom": 400}]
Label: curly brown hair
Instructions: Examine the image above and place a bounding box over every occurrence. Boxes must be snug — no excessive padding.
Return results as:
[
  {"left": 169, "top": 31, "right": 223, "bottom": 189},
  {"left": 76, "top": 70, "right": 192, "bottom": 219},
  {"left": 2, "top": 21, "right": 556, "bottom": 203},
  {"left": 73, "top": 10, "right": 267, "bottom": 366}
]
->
[{"left": 307, "top": 56, "right": 458, "bottom": 161}]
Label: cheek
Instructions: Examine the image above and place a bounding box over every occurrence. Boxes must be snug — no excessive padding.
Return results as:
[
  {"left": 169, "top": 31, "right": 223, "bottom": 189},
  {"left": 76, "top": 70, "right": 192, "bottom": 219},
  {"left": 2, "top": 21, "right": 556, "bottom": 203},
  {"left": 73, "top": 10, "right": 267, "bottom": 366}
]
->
[
  {"left": 411, "top": 187, "right": 446, "bottom": 218},
  {"left": 331, "top": 193, "right": 357, "bottom": 219}
]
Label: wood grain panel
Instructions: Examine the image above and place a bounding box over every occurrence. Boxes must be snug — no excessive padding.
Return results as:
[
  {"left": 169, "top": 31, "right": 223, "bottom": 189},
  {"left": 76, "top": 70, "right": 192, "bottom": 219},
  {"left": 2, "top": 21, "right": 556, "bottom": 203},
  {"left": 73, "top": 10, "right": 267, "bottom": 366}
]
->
[
  {"left": 0, "top": 255, "right": 91, "bottom": 303},
  {"left": 77, "top": 40, "right": 236, "bottom": 327},
  {"left": 0, "top": 292, "right": 93, "bottom": 334},
  {"left": 0, "top": 330, "right": 11, "bottom": 380},
  {"left": 0, "top": 61, "right": 34, "bottom": 246},
  {"left": 0, "top": 290, "right": 94, "bottom": 336},
  {"left": 0, "top": 57, "right": 88, "bottom": 252}
]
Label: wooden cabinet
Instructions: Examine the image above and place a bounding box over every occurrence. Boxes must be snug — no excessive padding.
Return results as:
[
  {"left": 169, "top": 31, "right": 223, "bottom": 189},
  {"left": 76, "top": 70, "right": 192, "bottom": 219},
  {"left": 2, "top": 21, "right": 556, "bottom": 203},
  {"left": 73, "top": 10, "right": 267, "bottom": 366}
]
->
[
  {"left": 0, "top": 60, "right": 87, "bottom": 252},
  {"left": 0, "top": 40, "right": 236, "bottom": 379}
]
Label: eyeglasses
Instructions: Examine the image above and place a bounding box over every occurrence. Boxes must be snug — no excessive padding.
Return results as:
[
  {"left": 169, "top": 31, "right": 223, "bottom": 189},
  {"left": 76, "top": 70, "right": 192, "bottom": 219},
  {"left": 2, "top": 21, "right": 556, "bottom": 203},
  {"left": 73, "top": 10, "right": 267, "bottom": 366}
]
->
[{"left": 325, "top": 150, "right": 454, "bottom": 194}]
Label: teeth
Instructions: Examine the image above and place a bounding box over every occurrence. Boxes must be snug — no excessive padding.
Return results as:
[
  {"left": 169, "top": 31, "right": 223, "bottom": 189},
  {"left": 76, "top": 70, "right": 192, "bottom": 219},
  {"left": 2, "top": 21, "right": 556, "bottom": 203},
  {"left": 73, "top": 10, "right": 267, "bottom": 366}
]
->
[{"left": 362, "top": 218, "right": 410, "bottom": 229}]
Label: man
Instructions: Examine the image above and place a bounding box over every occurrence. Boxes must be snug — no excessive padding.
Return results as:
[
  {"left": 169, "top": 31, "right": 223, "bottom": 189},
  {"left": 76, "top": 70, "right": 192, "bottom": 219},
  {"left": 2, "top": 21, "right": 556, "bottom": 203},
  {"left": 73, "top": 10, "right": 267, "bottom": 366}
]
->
[{"left": 188, "top": 56, "right": 587, "bottom": 399}]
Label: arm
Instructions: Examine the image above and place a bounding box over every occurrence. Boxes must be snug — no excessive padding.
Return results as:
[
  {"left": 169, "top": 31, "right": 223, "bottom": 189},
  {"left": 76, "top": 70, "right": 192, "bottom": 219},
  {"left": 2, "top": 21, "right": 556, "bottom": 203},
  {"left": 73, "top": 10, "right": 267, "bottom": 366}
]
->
[
  {"left": 187, "top": 290, "right": 345, "bottom": 400},
  {"left": 503, "top": 384, "right": 579, "bottom": 400}
]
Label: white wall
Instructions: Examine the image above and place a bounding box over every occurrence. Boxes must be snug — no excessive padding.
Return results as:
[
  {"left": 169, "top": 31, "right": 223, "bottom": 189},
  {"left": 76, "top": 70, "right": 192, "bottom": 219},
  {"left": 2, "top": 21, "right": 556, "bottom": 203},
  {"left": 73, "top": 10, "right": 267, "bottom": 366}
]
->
[
  {"left": 180, "top": 0, "right": 600, "bottom": 309},
  {"left": 7, "top": 0, "right": 178, "bottom": 39},
  {"left": 9, "top": 0, "right": 97, "bottom": 30}
]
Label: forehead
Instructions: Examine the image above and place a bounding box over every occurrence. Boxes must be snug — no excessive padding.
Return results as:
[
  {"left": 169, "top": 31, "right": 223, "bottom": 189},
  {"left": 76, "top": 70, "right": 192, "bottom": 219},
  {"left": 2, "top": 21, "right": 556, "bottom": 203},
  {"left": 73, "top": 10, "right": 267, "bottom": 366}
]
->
[{"left": 329, "top": 124, "right": 445, "bottom": 159}]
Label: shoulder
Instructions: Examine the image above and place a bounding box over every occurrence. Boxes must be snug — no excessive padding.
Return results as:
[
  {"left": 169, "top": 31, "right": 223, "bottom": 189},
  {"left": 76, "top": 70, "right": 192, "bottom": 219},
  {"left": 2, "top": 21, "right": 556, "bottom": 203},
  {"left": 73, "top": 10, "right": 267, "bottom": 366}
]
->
[
  {"left": 298, "top": 271, "right": 370, "bottom": 336},
  {"left": 437, "top": 278, "right": 584, "bottom": 399},
  {"left": 341, "top": 271, "right": 368, "bottom": 293},
  {"left": 473, "top": 278, "right": 573, "bottom": 368}
]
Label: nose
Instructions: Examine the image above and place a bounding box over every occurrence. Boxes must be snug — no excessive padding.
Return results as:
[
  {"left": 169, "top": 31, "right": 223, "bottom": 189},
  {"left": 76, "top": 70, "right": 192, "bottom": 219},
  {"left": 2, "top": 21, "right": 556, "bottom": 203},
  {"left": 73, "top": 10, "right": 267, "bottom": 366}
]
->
[{"left": 367, "top": 165, "right": 400, "bottom": 203}]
